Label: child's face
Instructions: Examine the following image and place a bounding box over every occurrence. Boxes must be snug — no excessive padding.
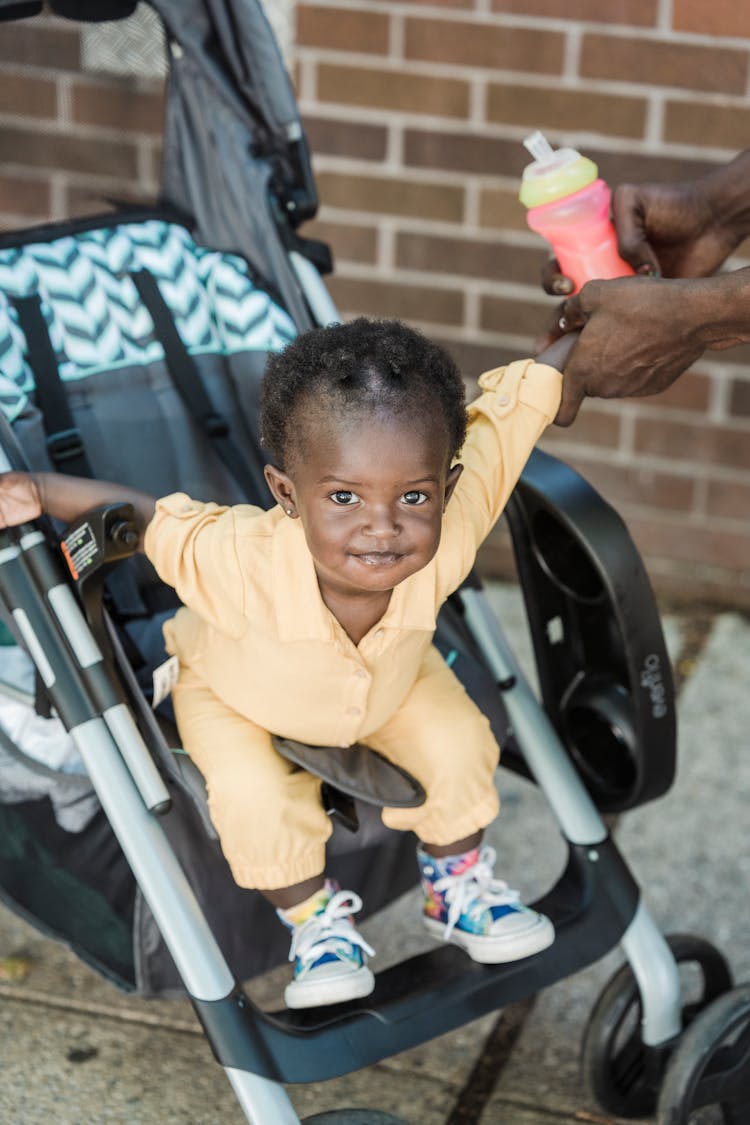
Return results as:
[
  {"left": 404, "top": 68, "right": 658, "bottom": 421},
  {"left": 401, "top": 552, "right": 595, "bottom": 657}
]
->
[{"left": 265, "top": 410, "right": 462, "bottom": 602}]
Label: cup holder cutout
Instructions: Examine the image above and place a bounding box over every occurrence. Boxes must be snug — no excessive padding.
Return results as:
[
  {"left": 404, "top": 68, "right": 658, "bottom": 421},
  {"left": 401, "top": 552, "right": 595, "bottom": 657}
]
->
[
  {"left": 531, "top": 509, "right": 605, "bottom": 603},
  {"left": 562, "top": 679, "right": 637, "bottom": 802}
]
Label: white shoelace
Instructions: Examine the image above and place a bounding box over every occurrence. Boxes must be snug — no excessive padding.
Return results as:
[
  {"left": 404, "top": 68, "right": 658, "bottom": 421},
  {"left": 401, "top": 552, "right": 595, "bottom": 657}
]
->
[
  {"left": 288, "top": 889, "right": 375, "bottom": 971},
  {"left": 432, "top": 845, "right": 522, "bottom": 940}
]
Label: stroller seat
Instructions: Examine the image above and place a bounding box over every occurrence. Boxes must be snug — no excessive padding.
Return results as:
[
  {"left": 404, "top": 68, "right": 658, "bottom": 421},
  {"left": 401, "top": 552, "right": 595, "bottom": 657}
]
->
[{"left": 0, "top": 3, "right": 728, "bottom": 1123}]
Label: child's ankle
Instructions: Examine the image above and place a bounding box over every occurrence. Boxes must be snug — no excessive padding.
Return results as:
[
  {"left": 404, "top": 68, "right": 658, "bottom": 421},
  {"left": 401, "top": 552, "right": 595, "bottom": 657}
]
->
[{"left": 278, "top": 877, "right": 338, "bottom": 928}]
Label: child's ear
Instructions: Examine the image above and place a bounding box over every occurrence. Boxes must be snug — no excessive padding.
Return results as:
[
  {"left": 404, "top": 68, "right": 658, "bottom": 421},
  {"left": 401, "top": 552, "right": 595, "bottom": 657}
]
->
[
  {"left": 264, "top": 464, "right": 297, "bottom": 516},
  {"left": 443, "top": 463, "right": 463, "bottom": 510}
]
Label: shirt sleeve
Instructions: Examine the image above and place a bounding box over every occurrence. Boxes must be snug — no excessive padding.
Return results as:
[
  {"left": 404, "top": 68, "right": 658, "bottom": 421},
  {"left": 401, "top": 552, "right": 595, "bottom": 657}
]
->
[
  {"left": 143, "top": 492, "right": 250, "bottom": 639},
  {"left": 437, "top": 359, "right": 562, "bottom": 596}
]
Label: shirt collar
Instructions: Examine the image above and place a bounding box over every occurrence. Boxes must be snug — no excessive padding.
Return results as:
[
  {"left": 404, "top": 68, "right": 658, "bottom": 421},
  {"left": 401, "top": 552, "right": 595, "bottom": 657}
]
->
[{"left": 271, "top": 510, "right": 438, "bottom": 642}]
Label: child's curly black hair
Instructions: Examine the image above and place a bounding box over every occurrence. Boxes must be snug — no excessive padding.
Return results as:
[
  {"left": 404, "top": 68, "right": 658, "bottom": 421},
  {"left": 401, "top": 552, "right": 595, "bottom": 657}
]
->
[{"left": 260, "top": 317, "right": 467, "bottom": 471}]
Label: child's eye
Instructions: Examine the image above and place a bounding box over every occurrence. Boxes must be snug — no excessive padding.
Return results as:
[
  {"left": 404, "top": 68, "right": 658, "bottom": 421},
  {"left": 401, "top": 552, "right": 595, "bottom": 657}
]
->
[
  {"left": 330, "top": 490, "right": 359, "bottom": 506},
  {"left": 401, "top": 490, "right": 428, "bottom": 506}
]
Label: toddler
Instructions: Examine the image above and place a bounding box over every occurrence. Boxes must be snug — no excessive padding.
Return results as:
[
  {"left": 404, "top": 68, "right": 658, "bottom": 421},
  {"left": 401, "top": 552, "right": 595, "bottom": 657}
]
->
[{"left": 0, "top": 317, "right": 574, "bottom": 1010}]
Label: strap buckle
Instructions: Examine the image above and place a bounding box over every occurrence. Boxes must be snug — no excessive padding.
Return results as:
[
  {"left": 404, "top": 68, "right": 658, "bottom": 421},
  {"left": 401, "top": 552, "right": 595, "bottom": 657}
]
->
[
  {"left": 201, "top": 412, "right": 229, "bottom": 439},
  {"left": 46, "top": 427, "right": 85, "bottom": 464}
]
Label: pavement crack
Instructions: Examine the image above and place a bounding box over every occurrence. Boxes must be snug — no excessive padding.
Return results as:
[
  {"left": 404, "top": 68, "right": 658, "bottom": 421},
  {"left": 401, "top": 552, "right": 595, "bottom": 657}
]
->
[
  {"left": 444, "top": 996, "right": 535, "bottom": 1124},
  {"left": 0, "top": 984, "right": 200, "bottom": 1034}
]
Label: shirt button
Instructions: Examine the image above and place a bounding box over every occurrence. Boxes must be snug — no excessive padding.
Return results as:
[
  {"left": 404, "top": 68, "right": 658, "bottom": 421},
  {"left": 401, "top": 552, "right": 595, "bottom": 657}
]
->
[
  {"left": 347, "top": 705, "right": 362, "bottom": 717},
  {"left": 355, "top": 668, "right": 368, "bottom": 679},
  {"left": 374, "top": 628, "right": 384, "bottom": 637},
  {"left": 498, "top": 394, "right": 510, "bottom": 406}
]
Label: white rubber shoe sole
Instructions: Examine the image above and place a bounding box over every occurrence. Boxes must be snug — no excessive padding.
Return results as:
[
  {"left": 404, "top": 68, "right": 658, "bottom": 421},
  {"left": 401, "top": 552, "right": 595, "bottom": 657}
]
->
[
  {"left": 285, "top": 962, "right": 375, "bottom": 1010},
  {"left": 423, "top": 910, "right": 554, "bottom": 964}
]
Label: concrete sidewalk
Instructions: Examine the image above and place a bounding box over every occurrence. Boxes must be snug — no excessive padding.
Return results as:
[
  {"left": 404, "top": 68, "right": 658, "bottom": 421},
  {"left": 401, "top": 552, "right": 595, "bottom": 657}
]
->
[{"left": 2, "top": 584, "right": 748, "bottom": 1124}]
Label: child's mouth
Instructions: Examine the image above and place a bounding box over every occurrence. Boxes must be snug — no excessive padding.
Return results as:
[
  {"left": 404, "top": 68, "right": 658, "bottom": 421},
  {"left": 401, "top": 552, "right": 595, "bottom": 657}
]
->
[{"left": 354, "top": 551, "right": 402, "bottom": 567}]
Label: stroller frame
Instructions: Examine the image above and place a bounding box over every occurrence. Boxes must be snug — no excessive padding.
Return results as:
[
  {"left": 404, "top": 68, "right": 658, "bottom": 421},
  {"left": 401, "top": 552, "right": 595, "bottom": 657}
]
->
[
  {"left": 0, "top": 4, "right": 732, "bottom": 1121},
  {"left": 0, "top": 258, "right": 684, "bottom": 1120}
]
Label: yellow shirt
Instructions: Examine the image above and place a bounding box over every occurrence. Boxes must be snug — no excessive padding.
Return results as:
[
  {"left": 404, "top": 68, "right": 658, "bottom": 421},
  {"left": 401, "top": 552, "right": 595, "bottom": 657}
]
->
[{"left": 145, "top": 359, "right": 562, "bottom": 749}]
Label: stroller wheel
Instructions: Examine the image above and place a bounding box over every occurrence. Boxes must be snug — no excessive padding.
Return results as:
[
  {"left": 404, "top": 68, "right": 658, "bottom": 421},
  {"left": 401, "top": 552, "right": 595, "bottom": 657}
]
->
[
  {"left": 656, "top": 984, "right": 750, "bottom": 1124},
  {"left": 302, "top": 1111, "right": 412, "bottom": 1124},
  {"left": 582, "top": 933, "right": 732, "bottom": 1118}
]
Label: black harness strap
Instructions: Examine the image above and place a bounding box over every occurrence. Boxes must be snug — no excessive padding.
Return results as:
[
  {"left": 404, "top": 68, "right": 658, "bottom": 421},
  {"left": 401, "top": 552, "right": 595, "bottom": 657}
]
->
[
  {"left": 131, "top": 269, "right": 269, "bottom": 504},
  {"left": 11, "top": 293, "right": 93, "bottom": 478}
]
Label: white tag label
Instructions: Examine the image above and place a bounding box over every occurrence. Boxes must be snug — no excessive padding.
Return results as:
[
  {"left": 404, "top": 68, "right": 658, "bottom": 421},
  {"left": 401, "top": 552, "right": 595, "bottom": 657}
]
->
[{"left": 151, "top": 655, "right": 180, "bottom": 710}]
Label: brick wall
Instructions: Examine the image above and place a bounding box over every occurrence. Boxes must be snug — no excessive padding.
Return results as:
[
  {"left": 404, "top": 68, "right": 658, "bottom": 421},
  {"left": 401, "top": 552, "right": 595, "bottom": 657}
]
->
[
  {"left": 1, "top": 6, "right": 750, "bottom": 604},
  {"left": 296, "top": 0, "right": 750, "bottom": 607},
  {"left": 0, "top": 13, "right": 164, "bottom": 226}
]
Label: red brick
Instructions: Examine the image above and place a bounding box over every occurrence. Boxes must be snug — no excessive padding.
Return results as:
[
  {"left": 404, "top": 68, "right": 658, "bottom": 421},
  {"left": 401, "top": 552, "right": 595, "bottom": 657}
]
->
[
  {"left": 487, "top": 83, "right": 647, "bottom": 139},
  {"left": 580, "top": 34, "right": 747, "bottom": 95},
  {"left": 325, "top": 274, "right": 464, "bottom": 325},
  {"left": 556, "top": 455, "right": 695, "bottom": 512},
  {"left": 0, "top": 24, "right": 79, "bottom": 70},
  {"left": 72, "top": 79, "right": 165, "bottom": 134},
  {"left": 297, "top": 4, "right": 390, "bottom": 53},
  {"left": 316, "top": 170, "right": 464, "bottom": 222},
  {"left": 405, "top": 18, "right": 564, "bottom": 74},
  {"left": 405, "top": 130, "right": 525, "bottom": 177},
  {"left": 304, "top": 115, "right": 387, "bottom": 162},
  {"left": 479, "top": 187, "right": 528, "bottom": 233},
  {"left": 0, "top": 124, "right": 139, "bottom": 179},
  {"left": 665, "top": 101, "right": 750, "bottom": 151},
  {"left": 481, "top": 292, "right": 559, "bottom": 339},
  {"left": 728, "top": 377, "right": 750, "bottom": 419},
  {"left": 626, "top": 514, "right": 750, "bottom": 571},
  {"left": 64, "top": 184, "right": 155, "bottom": 219},
  {"left": 673, "top": 0, "right": 750, "bottom": 37},
  {"left": 445, "top": 338, "right": 530, "bottom": 387},
  {"left": 0, "top": 173, "right": 50, "bottom": 218},
  {"left": 635, "top": 416, "right": 750, "bottom": 473},
  {"left": 630, "top": 370, "right": 711, "bottom": 414},
  {"left": 384, "top": 0, "right": 473, "bottom": 8},
  {"left": 0, "top": 72, "right": 55, "bottom": 118},
  {"left": 491, "top": 0, "right": 657, "bottom": 22},
  {"left": 317, "top": 64, "right": 470, "bottom": 119},
  {"left": 303, "top": 219, "right": 378, "bottom": 265},
  {"left": 397, "top": 231, "right": 545, "bottom": 286},
  {"left": 538, "top": 405, "right": 621, "bottom": 451},
  {"left": 705, "top": 478, "right": 750, "bottom": 523}
]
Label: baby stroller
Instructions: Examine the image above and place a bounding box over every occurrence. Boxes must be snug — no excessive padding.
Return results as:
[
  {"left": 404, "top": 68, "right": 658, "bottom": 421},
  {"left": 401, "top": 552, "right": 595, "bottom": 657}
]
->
[{"left": 0, "top": 2, "right": 735, "bottom": 1123}]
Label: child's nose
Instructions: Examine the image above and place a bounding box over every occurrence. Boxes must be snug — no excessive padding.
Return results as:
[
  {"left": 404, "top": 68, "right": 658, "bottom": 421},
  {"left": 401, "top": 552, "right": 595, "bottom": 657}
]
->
[{"left": 363, "top": 504, "right": 400, "bottom": 536}]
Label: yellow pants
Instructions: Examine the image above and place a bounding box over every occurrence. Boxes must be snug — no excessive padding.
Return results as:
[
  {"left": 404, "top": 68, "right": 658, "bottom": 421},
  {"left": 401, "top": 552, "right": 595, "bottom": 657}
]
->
[{"left": 172, "top": 646, "right": 501, "bottom": 890}]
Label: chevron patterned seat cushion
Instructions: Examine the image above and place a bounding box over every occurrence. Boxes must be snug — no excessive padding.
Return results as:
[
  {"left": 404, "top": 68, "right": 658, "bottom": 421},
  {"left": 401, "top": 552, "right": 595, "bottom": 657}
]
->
[
  {"left": 0, "top": 212, "right": 297, "bottom": 506},
  {"left": 0, "top": 212, "right": 296, "bottom": 424}
]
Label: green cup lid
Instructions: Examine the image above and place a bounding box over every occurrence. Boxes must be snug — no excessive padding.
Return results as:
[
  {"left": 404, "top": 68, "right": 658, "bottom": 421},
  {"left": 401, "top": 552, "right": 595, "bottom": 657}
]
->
[{"left": 519, "top": 131, "right": 598, "bottom": 208}]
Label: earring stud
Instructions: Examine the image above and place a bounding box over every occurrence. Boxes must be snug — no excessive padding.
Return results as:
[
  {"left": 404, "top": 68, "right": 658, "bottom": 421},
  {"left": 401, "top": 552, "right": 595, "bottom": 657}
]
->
[{"left": 286, "top": 508, "right": 294, "bottom": 516}]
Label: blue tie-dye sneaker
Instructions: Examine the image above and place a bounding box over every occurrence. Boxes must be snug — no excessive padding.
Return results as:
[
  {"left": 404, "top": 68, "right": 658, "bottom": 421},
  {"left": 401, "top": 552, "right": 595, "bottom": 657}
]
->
[
  {"left": 279, "top": 886, "right": 375, "bottom": 1009},
  {"left": 419, "top": 845, "right": 554, "bottom": 963}
]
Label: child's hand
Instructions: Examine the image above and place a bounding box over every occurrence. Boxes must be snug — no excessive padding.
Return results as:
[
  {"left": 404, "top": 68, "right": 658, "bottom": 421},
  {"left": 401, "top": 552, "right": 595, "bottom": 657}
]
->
[
  {"left": 0, "top": 472, "right": 42, "bottom": 529},
  {"left": 535, "top": 330, "right": 579, "bottom": 374}
]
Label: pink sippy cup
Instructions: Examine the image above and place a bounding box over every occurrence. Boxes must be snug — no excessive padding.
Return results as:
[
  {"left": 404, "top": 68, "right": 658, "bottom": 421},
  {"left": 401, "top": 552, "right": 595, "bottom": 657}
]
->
[{"left": 519, "top": 131, "right": 634, "bottom": 293}]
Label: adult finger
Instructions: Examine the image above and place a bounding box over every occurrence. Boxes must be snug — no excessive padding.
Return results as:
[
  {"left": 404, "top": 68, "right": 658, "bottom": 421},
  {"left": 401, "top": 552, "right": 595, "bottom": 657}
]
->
[
  {"left": 541, "top": 255, "right": 574, "bottom": 296},
  {"left": 556, "top": 293, "right": 588, "bottom": 333},
  {"left": 553, "top": 376, "right": 585, "bottom": 427},
  {"left": 611, "top": 183, "right": 661, "bottom": 275}
]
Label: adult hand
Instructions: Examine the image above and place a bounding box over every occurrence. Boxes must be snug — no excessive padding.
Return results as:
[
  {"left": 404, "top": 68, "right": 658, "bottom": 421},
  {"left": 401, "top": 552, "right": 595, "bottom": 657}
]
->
[
  {"left": 551, "top": 275, "right": 710, "bottom": 427},
  {"left": 541, "top": 150, "right": 750, "bottom": 299}
]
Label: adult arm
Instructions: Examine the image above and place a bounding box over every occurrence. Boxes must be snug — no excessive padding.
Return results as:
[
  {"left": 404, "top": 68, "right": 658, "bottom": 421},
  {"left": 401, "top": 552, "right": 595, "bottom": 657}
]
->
[
  {"left": 552, "top": 268, "right": 750, "bottom": 426},
  {"left": 536, "top": 150, "right": 750, "bottom": 423},
  {"left": 0, "top": 471, "right": 157, "bottom": 549}
]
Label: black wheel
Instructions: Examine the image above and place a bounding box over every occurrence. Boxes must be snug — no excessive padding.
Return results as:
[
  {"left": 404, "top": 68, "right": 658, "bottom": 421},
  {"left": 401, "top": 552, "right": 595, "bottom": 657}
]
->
[
  {"left": 302, "top": 1112, "right": 411, "bottom": 1124},
  {"left": 582, "top": 933, "right": 733, "bottom": 1119},
  {"left": 657, "top": 985, "right": 750, "bottom": 1124}
]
